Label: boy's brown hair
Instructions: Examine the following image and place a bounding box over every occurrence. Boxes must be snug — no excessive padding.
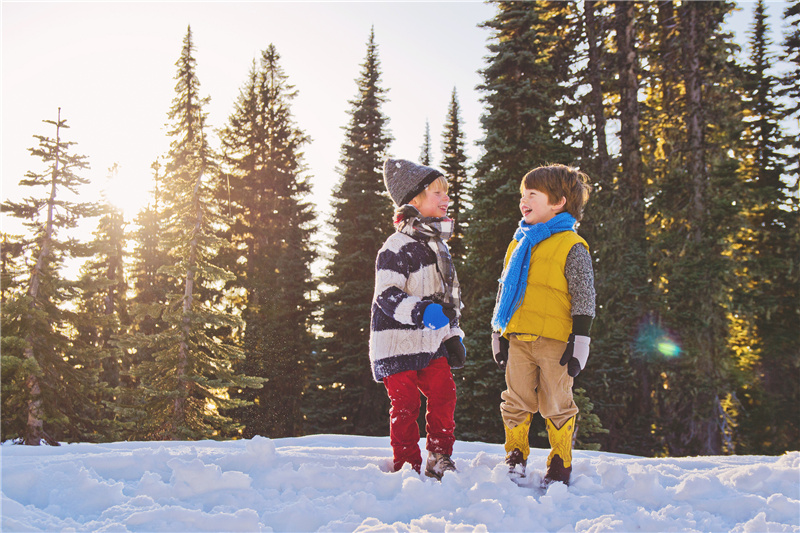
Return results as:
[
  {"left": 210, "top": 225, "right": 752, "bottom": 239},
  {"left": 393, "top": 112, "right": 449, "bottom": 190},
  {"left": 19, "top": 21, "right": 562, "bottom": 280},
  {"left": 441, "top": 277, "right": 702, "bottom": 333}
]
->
[{"left": 520, "top": 164, "right": 592, "bottom": 221}]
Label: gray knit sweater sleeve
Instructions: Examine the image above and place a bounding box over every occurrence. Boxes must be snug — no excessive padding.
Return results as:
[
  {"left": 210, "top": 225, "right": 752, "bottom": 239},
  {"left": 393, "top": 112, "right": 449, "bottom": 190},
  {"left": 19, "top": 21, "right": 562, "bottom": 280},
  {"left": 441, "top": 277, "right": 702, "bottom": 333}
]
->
[{"left": 565, "top": 243, "right": 596, "bottom": 318}]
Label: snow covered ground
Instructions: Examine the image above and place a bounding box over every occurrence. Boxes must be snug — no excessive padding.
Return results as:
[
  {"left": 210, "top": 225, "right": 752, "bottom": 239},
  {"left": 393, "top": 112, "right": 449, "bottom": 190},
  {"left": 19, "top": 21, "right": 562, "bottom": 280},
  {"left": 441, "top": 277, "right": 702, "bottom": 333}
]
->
[{"left": 2, "top": 434, "right": 798, "bottom": 532}]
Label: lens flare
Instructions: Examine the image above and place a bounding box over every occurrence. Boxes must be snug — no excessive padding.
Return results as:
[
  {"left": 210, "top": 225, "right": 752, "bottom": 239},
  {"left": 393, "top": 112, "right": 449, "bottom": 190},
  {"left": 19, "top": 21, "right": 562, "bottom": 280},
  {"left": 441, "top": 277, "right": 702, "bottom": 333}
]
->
[
  {"left": 636, "top": 320, "right": 682, "bottom": 360},
  {"left": 656, "top": 339, "right": 681, "bottom": 358}
]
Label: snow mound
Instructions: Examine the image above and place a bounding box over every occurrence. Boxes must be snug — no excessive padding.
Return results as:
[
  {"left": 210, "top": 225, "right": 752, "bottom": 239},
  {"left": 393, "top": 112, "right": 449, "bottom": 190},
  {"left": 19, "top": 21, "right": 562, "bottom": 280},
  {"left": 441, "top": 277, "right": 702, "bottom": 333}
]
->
[{"left": 2, "top": 435, "right": 798, "bottom": 532}]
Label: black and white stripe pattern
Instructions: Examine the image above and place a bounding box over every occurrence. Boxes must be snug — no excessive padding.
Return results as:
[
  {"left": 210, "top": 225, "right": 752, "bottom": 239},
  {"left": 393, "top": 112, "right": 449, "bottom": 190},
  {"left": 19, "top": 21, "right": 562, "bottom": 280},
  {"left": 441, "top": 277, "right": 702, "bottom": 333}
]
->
[
  {"left": 369, "top": 231, "right": 463, "bottom": 382},
  {"left": 394, "top": 207, "right": 460, "bottom": 317}
]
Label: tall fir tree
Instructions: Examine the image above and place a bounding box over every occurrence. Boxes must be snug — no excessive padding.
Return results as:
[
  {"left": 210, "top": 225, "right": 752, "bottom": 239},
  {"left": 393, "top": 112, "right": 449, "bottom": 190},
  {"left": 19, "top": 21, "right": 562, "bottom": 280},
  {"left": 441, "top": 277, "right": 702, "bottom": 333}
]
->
[
  {"left": 128, "top": 162, "right": 172, "bottom": 323},
  {"left": 306, "top": 29, "right": 394, "bottom": 436},
  {"left": 419, "top": 120, "right": 432, "bottom": 166},
  {"left": 439, "top": 88, "right": 470, "bottom": 270},
  {"left": 116, "top": 162, "right": 173, "bottom": 438},
  {"left": 577, "top": 0, "right": 656, "bottom": 455},
  {"left": 635, "top": 0, "right": 688, "bottom": 456},
  {"left": 731, "top": 0, "right": 799, "bottom": 454},
  {"left": 569, "top": 0, "right": 629, "bottom": 453},
  {"left": 459, "top": 1, "right": 583, "bottom": 444},
  {"left": 127, "top": 27, "right": 261, "bottom": 440},
  {"left": 774, "top": 0, "right": 800, "bottom": 453},
  {"left": 219, "top": 44, "right": 316, "bottom": 438},
  {"left": 643, "top": 1, "right": 744, "bottom": 455},
  {"left": 72, "top": 165, "right": 131, "bottom": 439},
  {"left": 125, "top": 163, "right": 172, "bottom": 364},
  {"left": 782, "top": 0, "right": 800, "bottom": 186},
  {"left": 1, "top": 109, "right": 100, "bottom": 444}
]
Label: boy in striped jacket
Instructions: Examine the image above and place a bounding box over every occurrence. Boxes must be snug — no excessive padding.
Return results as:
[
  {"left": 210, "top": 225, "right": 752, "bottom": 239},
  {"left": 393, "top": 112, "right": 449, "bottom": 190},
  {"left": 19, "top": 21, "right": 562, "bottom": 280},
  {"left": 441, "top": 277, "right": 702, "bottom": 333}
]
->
[{"left": 370, "top": 158, "right": 465, "bottom": 479}]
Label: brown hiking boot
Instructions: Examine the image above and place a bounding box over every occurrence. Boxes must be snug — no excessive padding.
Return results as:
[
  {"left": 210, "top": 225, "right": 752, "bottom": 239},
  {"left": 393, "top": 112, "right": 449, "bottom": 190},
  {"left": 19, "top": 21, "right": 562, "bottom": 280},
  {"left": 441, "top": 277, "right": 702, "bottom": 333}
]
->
[
  {"left": 425, "top": 452, "right": 456, "bottom": 480},
  {"left": 505, "top": 448, "right": 527, "bottom": 479}
]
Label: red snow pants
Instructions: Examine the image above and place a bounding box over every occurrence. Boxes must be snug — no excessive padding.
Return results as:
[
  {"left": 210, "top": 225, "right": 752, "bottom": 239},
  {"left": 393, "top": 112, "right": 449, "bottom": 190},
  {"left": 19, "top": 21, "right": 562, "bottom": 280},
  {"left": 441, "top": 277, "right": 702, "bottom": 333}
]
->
[{"left": 383, "top": 357, "right": 457, "bottom": 472}]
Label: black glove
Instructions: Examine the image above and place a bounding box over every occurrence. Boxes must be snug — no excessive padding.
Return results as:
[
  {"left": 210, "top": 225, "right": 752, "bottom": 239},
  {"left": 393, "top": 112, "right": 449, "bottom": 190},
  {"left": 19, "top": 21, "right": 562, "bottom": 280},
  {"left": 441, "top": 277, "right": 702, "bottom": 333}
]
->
[
  {"left": 440, "top": 302, "right": 458, "bottom": 323},
  {"left": 491, "top": 331, "right": 509, "bottom": 371},
  {"left": 559, "top": 333, "right": 591, "bottom": 377},
  {"left": 444, "top": 336, "right": 466, "bottom": 369}
]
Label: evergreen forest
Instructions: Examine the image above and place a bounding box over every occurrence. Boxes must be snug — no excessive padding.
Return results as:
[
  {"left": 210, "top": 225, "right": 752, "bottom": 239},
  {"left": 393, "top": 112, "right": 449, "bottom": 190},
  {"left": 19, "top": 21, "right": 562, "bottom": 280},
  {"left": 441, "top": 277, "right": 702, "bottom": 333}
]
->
[{"left": 2, "top": 1, "right": 798, "bottom": 458}]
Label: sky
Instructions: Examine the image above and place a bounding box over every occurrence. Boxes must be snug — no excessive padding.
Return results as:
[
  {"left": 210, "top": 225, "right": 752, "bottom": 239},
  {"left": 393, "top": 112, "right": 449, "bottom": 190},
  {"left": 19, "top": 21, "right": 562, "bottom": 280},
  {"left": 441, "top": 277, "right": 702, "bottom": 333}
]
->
[
  {"left": 0, "top": 1, "right": 789, "bottom": 237},
  {"left": 2, "top": 1, "right": 496, "bottom": 227},
  {"left": 2, "top": 434, "right": 799, "bottom": 531}
]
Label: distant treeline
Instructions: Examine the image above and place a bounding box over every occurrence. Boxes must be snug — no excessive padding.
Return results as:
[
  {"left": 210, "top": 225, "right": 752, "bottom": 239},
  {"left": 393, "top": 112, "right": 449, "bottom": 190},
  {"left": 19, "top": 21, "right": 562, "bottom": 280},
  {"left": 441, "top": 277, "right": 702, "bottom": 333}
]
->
[{"left": 2, "top": 1, "right": 797, "bottom": 457}]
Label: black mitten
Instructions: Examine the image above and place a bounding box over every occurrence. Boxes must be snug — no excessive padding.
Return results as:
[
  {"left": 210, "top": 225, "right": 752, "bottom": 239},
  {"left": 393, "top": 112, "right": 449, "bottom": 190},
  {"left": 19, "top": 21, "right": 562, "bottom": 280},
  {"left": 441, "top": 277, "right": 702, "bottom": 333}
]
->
[
  {"left": 559, "top": 333, "right": 591, "bottom": 377},
  {"left": 491, "top": 331, "right": 509, "bottom": 371},
  {"left": 444, "top": 336, "right": 466, "bottom": 369},
  {"left": 440, "top": 302, "right": 458, "bottom": 322}
]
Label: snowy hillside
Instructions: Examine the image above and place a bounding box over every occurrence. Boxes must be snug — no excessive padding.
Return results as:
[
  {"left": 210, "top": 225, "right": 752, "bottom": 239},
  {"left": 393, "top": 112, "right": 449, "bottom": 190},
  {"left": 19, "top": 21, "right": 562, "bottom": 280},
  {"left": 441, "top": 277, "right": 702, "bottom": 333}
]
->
[{"left": 2, "top": 435, "right": 798, "bottom": 532}]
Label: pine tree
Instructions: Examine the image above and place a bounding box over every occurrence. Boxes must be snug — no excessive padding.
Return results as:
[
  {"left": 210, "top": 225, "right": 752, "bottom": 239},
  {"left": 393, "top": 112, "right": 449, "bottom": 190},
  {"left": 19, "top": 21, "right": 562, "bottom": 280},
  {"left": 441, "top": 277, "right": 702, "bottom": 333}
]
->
[
  {"left": 306, "top": 29, "right": 394, "bottom": 436},
  {"left": 459, "top": 1, "right": 580, "bottom": 444},
  {"left": 731, "top": 0, "right": 799, "bottom": 454},
  {"left": 633, "top": 0, "right": 686, "bottom": 456},
  {"left": 75, "top": 166, "right": 130, "bottom": 382},
  {"left": 1, "top": 109, "right": 99, "bottom": 444},
  {"left": 570, "top": 0, "right": 620, "bottom": 452},
  {"left": 419, "top": 120, "right": 432, "bottom": 166},
  {"left": 577, "top": 0, "right": 656, "bottom": 455},
  {"left": 69, "top": 165, "right": 131, "bottom": 441},
  {"left": 125, "top": 163, "right": 172, "bottom": 365},
  {"left": 219, "top": 44, "right": 316, "bottom": 438},
  {"left": 644, "top": 1, "right": 743, "bottom": 455},
  {"left": 439, "top": 88, "right": 470, "bottom": 270},
  {"left": 127, "top": 27, "right": 261, "bottom": 440},
  {"left": 115, "top": 162, "right": 172, "bottom": 438},
  {"left": 782, "top": 1, "right": 800, "bottom": 186},
  {"left": 127, "top": 161, "right": 172, "bottom": 332}
]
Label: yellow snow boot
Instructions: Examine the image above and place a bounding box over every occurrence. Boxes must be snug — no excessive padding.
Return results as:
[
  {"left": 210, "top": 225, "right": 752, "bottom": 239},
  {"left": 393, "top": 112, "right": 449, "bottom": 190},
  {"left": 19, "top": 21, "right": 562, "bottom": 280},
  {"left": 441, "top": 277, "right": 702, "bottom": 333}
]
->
[
  {"left": 543, "top": 416, "right": 576, "bottom": 486},
  {"left": 503, "top": 414, "right": 531, "bottom": 478}
]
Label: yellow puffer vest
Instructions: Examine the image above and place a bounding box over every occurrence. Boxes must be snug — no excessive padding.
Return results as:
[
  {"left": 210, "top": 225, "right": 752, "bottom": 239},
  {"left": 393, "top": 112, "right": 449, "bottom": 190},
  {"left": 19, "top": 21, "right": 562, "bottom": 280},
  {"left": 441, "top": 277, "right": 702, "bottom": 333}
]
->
[{"left": 501, "top": 231, "right": 588, "bottom": 342}]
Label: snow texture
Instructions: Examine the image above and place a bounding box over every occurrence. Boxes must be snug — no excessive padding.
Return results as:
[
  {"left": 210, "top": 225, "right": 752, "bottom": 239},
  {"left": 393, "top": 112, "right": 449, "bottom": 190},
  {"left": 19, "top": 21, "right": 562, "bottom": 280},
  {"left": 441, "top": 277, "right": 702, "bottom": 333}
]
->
[{"left": 2, "top": 435, "right": 798, "bottom": 532}]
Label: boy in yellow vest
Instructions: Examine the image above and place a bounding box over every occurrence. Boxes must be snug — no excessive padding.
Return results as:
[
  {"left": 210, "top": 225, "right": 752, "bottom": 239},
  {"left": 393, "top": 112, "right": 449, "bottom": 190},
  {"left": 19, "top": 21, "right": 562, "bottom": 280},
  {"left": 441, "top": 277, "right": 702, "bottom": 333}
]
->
[{"left": 490, "top": 164, "right": 595, "bottom": 486}]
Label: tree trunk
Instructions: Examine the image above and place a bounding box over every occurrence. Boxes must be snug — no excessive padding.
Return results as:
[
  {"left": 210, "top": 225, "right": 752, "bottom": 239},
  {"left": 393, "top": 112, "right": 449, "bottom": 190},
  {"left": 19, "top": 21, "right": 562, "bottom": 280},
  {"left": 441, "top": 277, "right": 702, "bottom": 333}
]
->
[
  {"left": 681, "top": 1, "right": 721, "bottom": 456},
  {"left": 614, "top": 1, "right": 655, "bottom": 442},
  {"left": 23, "top": 108, "right": 63, "bottom": 446},
  {"left": 683, "top": 2, "right": 705, "bottom": 243},
  {"left": 658, "top": 1, "right": 677, "bottom": 110},
  {"left": 616, "top": 1, "right": 644, "bottom": 225},
  {"left": 585, "top": 0, "right": 611, "bottom": 183},
  {"left": 173, "top": 170, "right": 203, "bottom": 439}
]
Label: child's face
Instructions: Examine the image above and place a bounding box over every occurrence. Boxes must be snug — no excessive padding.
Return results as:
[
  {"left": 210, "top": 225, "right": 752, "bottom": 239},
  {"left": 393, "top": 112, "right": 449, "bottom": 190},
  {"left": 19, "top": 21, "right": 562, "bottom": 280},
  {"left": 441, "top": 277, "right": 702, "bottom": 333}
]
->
[
  {"left": 520, "top": 187, "right": 565, "bottom": 225},
  {"left": 412, "top": 183, "right": 450, "bottom": 218}
]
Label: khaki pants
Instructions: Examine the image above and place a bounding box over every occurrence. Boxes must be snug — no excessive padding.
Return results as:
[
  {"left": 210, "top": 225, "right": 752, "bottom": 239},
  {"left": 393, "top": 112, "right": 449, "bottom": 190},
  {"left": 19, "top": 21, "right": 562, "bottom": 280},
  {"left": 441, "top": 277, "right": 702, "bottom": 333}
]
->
[{"left": 500, "top": 335, "right": 578, "bottom": 430}]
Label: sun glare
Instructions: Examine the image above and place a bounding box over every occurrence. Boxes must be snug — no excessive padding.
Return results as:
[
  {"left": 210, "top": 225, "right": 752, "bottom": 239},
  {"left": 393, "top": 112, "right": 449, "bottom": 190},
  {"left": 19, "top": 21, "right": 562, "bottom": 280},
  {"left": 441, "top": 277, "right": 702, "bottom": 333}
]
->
[{"left": 103, "top": 168, "right": 152, "bottom": 218}]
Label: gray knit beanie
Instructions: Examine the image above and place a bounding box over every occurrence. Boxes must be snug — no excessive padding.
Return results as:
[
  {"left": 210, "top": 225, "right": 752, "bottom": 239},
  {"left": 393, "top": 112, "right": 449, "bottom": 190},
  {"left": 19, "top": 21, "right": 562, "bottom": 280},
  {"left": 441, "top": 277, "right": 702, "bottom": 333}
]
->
[{"left": 383, "top": 158, "right": 443, "bottom": 206}]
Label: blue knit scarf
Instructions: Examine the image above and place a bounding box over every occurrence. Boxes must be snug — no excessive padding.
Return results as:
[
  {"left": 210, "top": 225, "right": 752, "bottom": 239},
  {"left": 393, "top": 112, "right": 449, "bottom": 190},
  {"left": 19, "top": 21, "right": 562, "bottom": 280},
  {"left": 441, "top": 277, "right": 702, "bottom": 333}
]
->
[{"left": 491, "top": 212, "right": 577, "bottom": 331}]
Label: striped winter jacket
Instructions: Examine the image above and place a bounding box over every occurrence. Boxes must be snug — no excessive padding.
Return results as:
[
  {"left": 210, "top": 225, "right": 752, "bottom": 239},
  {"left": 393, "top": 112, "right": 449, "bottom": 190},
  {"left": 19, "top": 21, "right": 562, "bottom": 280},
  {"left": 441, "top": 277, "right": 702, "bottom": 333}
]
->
[{"left": 369, "top": 231, "right": 464, "bottom": 382}]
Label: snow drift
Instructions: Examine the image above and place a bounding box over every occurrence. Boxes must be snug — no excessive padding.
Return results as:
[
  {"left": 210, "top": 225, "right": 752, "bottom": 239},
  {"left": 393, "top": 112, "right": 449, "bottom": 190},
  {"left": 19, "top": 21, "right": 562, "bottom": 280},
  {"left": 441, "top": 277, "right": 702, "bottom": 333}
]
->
[{"left": 2, "top": 435, "right": 798, "bottom": 532}]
